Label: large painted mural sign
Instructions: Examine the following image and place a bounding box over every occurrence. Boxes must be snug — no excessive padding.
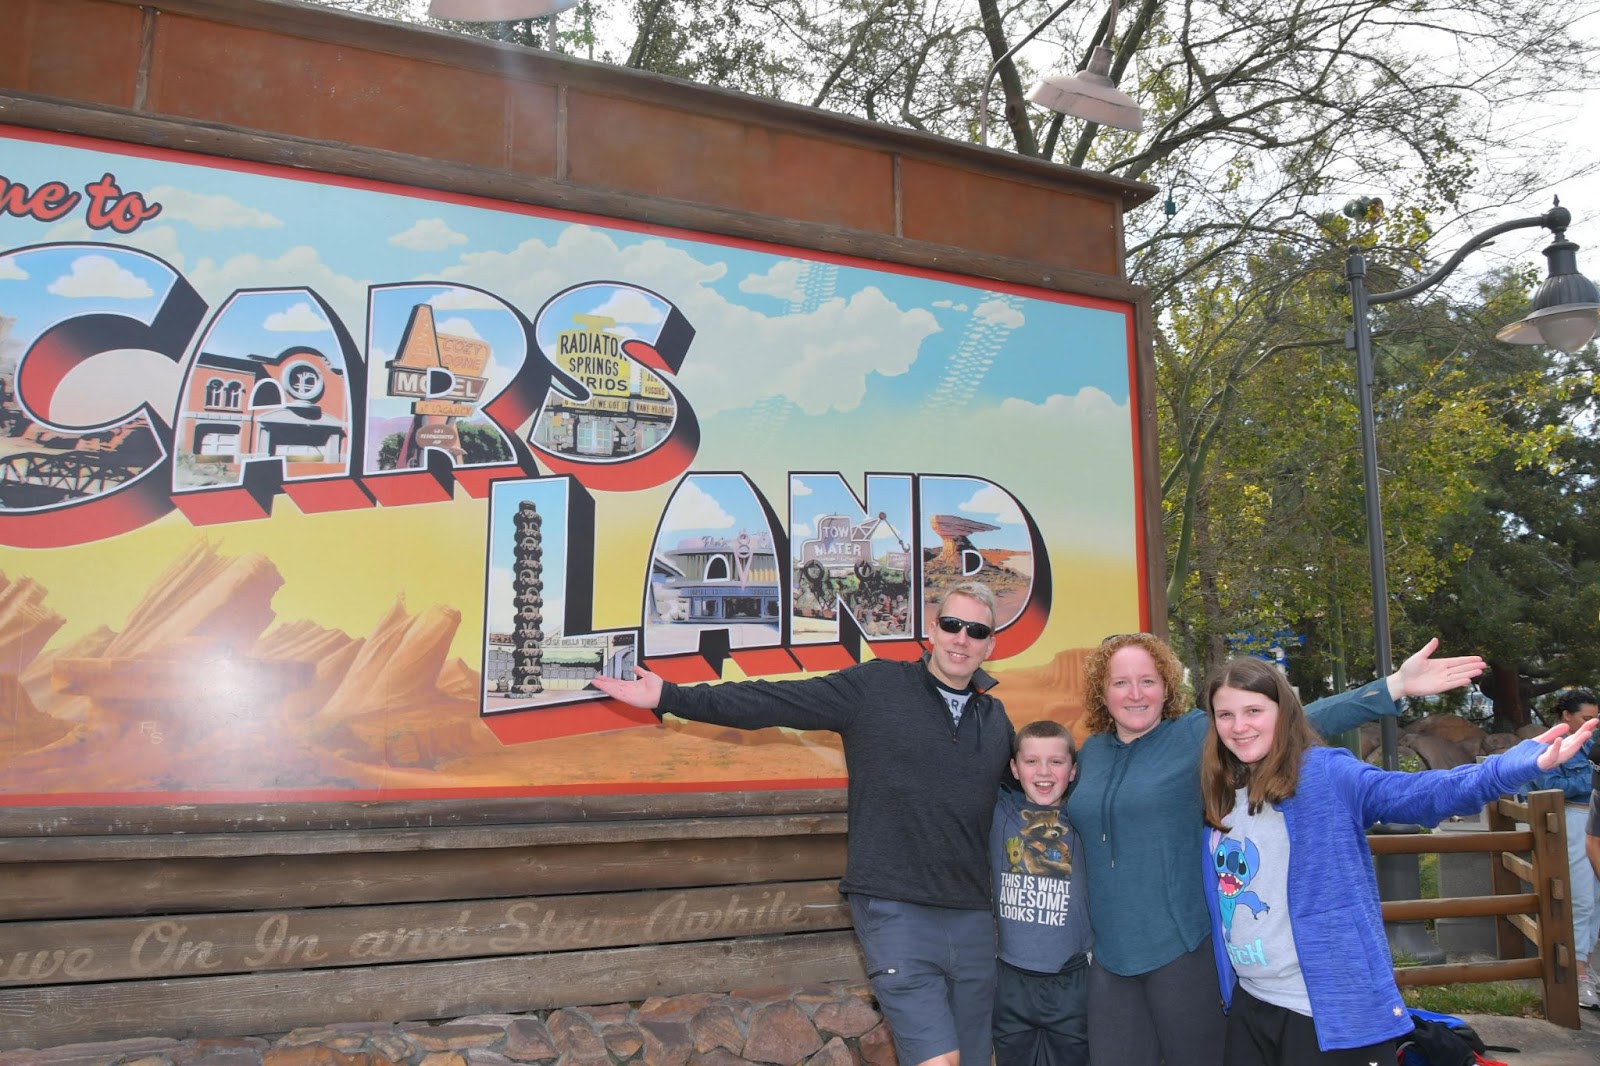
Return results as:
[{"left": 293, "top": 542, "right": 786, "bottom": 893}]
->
[{"left": 0, "top": 126, "right": 1148, "bottom": 806}]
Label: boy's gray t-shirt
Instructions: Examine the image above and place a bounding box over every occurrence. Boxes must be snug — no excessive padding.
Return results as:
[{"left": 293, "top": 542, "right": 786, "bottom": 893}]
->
[{"left": 990, "top": 785, "right": 1093, "bottom": 971}]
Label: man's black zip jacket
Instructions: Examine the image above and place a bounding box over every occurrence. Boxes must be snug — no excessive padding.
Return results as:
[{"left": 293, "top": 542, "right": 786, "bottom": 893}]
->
[{"left": 656, "top": 655, "right": 1014, "bottom": 909}]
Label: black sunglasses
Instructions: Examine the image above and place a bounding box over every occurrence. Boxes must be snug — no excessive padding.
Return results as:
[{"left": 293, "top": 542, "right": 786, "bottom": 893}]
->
[{"left": 938, "top": 616, "right": 993, "bottom": 640}]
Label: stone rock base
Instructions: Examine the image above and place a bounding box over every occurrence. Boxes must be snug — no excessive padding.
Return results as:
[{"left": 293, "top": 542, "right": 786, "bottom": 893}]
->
[{"left": 0, "top": 982, "right": 898, "bottom": 1066}]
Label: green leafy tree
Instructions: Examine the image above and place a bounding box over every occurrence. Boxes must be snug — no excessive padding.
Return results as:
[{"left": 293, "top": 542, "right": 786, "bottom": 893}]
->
[
  {"left": 458, "top": 423, "right": 513, "bottom": 464},
  {"left": 377, "top": 432, "right": 405, "bottom": 470},
  {"left": 1402, "top": 293, "right": 1600, "bottom": 728}
]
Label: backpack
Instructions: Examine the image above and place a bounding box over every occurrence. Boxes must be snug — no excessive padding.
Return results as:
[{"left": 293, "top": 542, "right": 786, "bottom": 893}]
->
[{"left": 1395, "top": 1009, "right": 1511, "bottom": 1066}]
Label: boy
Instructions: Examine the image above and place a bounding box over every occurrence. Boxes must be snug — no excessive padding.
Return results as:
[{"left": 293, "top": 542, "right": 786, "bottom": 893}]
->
[{"left": 991, "top": 720, "right": 1092, "bottom": 1066}]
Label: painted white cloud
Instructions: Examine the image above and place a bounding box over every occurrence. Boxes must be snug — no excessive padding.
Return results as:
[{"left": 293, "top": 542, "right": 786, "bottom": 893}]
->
[
  {"left": 791, "top": 478, "right": 813, "bottom": 496},
  {"left": 590, "top": 286, "right": 665, "bottom": 326},
  {"left": 39, "top": 223, "right": 188, "bottom": 272},
  {"left": 932, "top": 299, "right": 970, "bottom": 312},
  {"left": 390, "top": 218, "right": 468, "bottom": 251},
  {"left": 871, "top": 523, "right": 906, "bottom": 544},
  {"left": 429, "top": 287, "right": 505, "bottom": 311},
  {"left": 959, "top": 483, "right": 1024, "bottom": 526},
  {"left": 434, "top": 225, "right": 937, "bottom": 417},
  {"left": 146, "top": 186, "right": 282, "bottom": 231},
  {"left": 662, "top": 478, "right": 736, "bottom": 532},
  {"left": 262, "top": 300, "right": 329, "bottom": 332},
  {"left": 739, "top": 260, "right": 806, "bottom": 302},
  {"left": 791, "top": 520, "right": 813, "bottom": 538},
  {"left": 539, "top": 598, "right": 569, "bottom": 637},
  {"left": 437, "top": 316, "right": 483, "bottom": 340},
  {"left": 437, "top": 225, "right": 722, "bottom": 308},
  {"left": 974, "top": 298, "right": 1025, "bottom": 329},
  {"left": 487, "top": 564, "right": 515, "bottom": 622},
  {"left": 0, "top": 259, "right": 30, "bottom": 281},
  {"left": 189, "top": 245, "right": 368, "bottom": 338},
  {"left": 677, "top": 288, "right": 939, "bottom": 417},
  {"left": 48, "top": 254, "right": 154, "bottom": 299}
]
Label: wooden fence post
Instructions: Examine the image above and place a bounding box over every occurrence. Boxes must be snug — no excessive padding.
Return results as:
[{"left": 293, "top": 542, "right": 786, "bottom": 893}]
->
[
  {"left": 1487, "top": 798, "right": 1528, "bottom": 963},
  {"left": 1527, "top": 789, "right": 1579, "bottom": 1029}
]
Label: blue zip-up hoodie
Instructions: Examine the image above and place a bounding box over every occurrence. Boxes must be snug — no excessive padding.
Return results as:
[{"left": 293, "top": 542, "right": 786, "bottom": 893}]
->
[{"left": 1204, "top": 739, "right": 1547, "bottom": 1052}]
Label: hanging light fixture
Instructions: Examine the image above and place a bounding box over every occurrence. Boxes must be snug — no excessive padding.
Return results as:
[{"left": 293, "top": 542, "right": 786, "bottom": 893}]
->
[
  {"left": 1025, "top": 0, "right": 1143, "bottom": 133},
  {"left": 977, "top": 0, "right": 1144, "bottom": 146},
  {"left": 1027, "top": 52, "right": 1142, "bottom": 133},
  {"left": 429, "top": 0, "right": 580, "bottom": 20},
  {"left": 1495, "top": 203, "right": 1600, "bottom": 354}
]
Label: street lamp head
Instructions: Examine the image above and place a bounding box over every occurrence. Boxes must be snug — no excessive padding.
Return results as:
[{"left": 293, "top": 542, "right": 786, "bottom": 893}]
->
[
  {"left": 1027, "top": 45, "right": 1145, "bottom": 133},
  {"left": 429, "top": 0, "right": 580, "bottom": 19},
  {"left": 1495, "top": 213, "right": 1600, "bottom": 354}
]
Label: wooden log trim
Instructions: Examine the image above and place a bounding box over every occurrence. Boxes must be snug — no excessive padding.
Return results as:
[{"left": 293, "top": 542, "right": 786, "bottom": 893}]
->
[
  {"left": 1502, "top": 851, "right": 1537, "bottom": 885},
  {"left": 0, "top": 880, "right": 848, "bottom": 987},
  {"left": 84, "top": 0, "right": 1155, "bottom": 209},
  {"left": 1392, "top": 958, "right": 1543, "bottom": 987},
  {"left": 1497, "top": 796, "right": 1534, "bottom": 821},
  {"left": 0, "top": 93, "right": 1147, "bottom": 305},
  {"left": 0, "top": 835, "right": 847, "bottom": 920},
  {"left": 1366, "top": 830, "right": 1533, "bottom": 855},
  {"left": 0, "top": 813, "right": 849, "bottom": 863},
  {"left": 1507, "top": 911, "right": 1540, "bottom": 945},
  {"left": 1380, "top": 893, "right": 1539, "bottom": 922},
  {"left": 0, "top": 789, "right": 847, "bottom": 838},
  {"left": 0, "top": 929, "right": 867, "bottom": 1051}
]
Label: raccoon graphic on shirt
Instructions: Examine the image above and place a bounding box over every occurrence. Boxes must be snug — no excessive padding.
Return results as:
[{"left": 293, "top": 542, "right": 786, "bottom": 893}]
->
[{"left": 990, "top": 787, "right": 1092, "bottom": 971}]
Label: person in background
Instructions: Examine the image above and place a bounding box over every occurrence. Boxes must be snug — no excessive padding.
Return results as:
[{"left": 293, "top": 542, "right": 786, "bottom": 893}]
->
[
  {"left": 1587, "top": 736, "right": 1600, "bottom": 949},
  {"left": 991, "top": 720, "right": 1091, "bottom": 1066},
  {"left": 1067, "top": 633, "right": 1486, "bottom": 1066},
  {"left": 594, "top": 581, "right": 1011, "bottom": 1066},
  {"left": 1527, "top": 688, "right": 1599, "bottom": 1008},
  {"left": 1200, "top": 656, "right": 1597, "bottom": 1063}
]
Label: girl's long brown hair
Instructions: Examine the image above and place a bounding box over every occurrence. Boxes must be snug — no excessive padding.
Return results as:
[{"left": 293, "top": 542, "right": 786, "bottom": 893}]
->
[{"left": 1200, "top": 657, "right": 1321, "bottom": 829}]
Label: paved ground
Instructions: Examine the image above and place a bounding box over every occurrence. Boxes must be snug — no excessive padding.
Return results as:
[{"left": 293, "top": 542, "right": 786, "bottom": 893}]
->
[{"left": 1458, "top": 1008, "right": 1600, "bottom": 1065}]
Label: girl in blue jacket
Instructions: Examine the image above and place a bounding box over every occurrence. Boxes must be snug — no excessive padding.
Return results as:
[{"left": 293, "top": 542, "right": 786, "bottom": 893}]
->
[{"left": 1198, "top": 656, "right": 1597, "bottom": 1065}]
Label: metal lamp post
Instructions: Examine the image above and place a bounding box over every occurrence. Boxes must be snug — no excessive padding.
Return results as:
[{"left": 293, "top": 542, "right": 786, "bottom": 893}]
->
[{"left": 1344, "top": 198, "right": 1600, "bottom": 962}]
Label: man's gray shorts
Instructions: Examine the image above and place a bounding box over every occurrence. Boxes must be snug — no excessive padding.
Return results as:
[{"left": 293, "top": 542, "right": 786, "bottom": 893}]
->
[{"left": 848, "top": 894, "right": 996, "bottom": 1065}]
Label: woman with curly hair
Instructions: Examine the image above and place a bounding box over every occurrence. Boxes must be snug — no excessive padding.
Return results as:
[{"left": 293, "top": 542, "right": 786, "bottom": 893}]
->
[{"left": 1065, "top": 633, "right": 1484, "bottom": 1066}]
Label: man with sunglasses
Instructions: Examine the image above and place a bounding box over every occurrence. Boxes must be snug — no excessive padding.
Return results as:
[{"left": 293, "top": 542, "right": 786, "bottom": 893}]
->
[{"left": 593, "top": 581, "right": 1013, "bottom": 1066}]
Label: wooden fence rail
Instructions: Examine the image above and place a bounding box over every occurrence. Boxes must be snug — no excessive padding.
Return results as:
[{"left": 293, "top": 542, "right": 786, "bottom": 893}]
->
[{"left": 1369, "top": 788, "right": 1579, "bottom": 1029}]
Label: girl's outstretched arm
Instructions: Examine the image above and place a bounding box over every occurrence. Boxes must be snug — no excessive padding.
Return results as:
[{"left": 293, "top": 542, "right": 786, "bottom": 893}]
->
[{"left": 1339, "top": 718, "right": 1599, "bottom": 827}]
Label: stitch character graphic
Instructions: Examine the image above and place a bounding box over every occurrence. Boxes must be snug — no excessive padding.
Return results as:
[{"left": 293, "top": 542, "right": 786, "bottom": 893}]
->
[
  {"left": 1005, "top": 835, "right": 1026, "bottom": 874},
  {"left": 1017, "top": 808, "right": 1072, "bottom": 877},
  {"left": 1214, "top": 836, "right": 1270, "bottom": 932}
]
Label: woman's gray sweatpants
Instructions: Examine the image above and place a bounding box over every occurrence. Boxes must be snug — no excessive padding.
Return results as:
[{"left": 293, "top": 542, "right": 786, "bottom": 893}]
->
[{"left": 1086, "top": 935, "right": 1226, "bottom": 1066}]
